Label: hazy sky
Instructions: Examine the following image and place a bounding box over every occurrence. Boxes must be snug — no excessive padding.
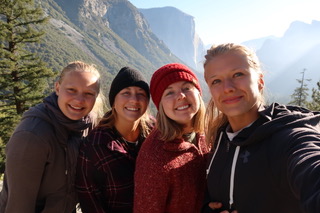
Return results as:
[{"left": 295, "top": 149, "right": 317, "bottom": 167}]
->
[{"left": 128, "top": 0, "right": 320, "bottom": 45}]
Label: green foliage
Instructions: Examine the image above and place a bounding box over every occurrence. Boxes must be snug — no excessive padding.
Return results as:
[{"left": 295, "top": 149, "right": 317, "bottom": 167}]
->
[
  {"left": 289, "top": 70, "right": 311, "bottom": 107},
  {"left": 306, "top": 81, "right": 320, "bottom": 111},
  {"left": 0, "top": 0, "right": 56, "bottom": 172}
]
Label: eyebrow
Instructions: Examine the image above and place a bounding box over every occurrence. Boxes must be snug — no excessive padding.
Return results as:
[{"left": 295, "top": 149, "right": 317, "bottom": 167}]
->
[{"left": 207, "top": 67, "right": 247, "bottom": 79}]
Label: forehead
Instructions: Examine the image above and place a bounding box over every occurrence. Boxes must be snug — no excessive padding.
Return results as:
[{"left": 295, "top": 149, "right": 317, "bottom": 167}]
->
[
  {"left": 121, "top": 86, "right": 146, "bottom": 92},
  {"left": 166, "top": 81, "right": 192, "bottom": 89},
  {"left": 208, "top": 52, "right": 248, "bottom": 68},
  {"left": 204, "top": 52, "right": 249, "bottom": 76},
  {"left": 61, "top": 71, "right": 99, "bottom": 89},
  {"left": 63, "top": 70, "right": 98, "bottom": 81}
]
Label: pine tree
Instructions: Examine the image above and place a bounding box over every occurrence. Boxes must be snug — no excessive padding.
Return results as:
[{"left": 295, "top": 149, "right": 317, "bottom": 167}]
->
[
  {"left": 0, "top": 0, "right": 56, "bottom": 172},
  {"left": 306, "top": 81, "right": 320, "bottom": 111},
  {"left": 289, "top": 69, "right": 311, "bottom": 107}
]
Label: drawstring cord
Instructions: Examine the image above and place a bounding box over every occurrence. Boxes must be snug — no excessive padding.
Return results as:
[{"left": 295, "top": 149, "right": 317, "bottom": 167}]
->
[
  {"left": 206, "top": 132, "right": 223, "bottom": 178},
  {"left": 229, "top": 146, "right": 240, "bottom": 210},
  {"left": 206, "top": 131, "right": 240, "bottom": 211}
]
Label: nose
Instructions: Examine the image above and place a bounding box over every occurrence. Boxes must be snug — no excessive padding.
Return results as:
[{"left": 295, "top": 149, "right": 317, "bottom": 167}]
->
[
  {"left": 177, "top": 90, "right": 186, "bottom": 100},
  {"left": 74, "top": 94, "right": 85, "bottom": 103},
  {"left": 129, "top": 94, "right": 139, "bottom": 102},
  {"left": 223, "top": 79, "right": 235, "bottom": 93}
]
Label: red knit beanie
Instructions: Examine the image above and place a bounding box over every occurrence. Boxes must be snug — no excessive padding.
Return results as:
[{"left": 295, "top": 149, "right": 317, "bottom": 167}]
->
[{"left": 150, "top": 63, "right": 202, "bottom": 109}]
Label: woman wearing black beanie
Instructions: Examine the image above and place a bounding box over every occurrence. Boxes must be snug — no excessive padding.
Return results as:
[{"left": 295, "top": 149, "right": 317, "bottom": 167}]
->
[{"left": 75, "top": 67, "right": 154, "bottom": 213}]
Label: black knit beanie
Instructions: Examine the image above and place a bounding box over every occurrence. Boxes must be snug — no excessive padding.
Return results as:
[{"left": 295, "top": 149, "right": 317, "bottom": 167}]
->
[{"left": 108, "top": 67, "right": 150, "bottom": 107}]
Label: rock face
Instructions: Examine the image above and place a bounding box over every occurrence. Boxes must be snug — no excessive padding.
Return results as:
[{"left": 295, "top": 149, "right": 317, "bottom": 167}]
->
[
  {"left": 104, "top": 0, "right": 172, "bottom": 63},
  {"left": 139, "top": 7, "right": 206, "bottom": 71},
  {"left": 42, "top": 0, "right": 182, "bottom": 77},
  {"left": 253, "top": 20, "right": 320, "bottom": 103}
]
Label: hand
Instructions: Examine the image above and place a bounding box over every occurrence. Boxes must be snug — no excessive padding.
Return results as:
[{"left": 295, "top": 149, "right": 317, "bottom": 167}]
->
[{"left": 208, "top": 202, "right": 238, "bottom": 213}]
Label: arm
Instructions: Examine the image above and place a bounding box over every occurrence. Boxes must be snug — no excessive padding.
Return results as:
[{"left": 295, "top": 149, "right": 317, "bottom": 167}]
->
[
  {"left": 287, "top": 129, "right": 320, "bottom": 213},
  {"left": 4, "top": 131, "right": 49, "bottom": 213},
  {"left": 133, "top": 146, "right": 169, "bottom": 213}
]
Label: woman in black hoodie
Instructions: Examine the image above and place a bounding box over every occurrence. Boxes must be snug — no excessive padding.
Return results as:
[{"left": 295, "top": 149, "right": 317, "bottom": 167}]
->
[{"left": 202, "top": 43, "right": 320, "bottom": 213}]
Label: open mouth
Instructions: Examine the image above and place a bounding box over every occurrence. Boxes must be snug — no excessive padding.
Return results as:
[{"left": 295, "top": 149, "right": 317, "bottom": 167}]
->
[
  {"left": 126, "top": 107, "right": 139, "bottom": 112},
  {"left": 69, "top": 104, "right": 84, "bottom": 111},
  {"left": 176, "top": 104, "right": 190, "bottom": 110}
]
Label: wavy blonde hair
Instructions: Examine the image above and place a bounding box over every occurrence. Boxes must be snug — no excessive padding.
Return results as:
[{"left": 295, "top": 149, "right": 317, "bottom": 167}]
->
[{"left": 204, "top": 43, "right": 265, "bottom": 146}]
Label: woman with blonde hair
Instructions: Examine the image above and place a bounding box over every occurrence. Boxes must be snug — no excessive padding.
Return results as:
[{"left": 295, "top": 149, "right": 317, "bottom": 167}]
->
[
  {"left": 0, "top": 61, "right": 103, "bottom": 213},
  {"left": 76, "top": 67, "right": 154, "bottom": 213},
  {"left": 134, "top": 63, "right": 209, "bottom": 213},
  {"left": 203, "top": 43, "right": 320, "bottom": 213}
]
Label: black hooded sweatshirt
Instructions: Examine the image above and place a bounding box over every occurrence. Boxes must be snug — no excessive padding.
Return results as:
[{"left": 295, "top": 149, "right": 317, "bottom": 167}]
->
[{"left": 203, "top": 103, "right": 320, "bottom": 213}]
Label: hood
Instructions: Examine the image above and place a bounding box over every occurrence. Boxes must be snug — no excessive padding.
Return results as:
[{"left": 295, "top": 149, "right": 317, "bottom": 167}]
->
[{"left": 230, "top": 103, "right": 320, "bottom": 146}]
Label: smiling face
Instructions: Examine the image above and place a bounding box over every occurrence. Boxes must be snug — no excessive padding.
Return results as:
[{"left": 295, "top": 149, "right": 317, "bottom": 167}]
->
[
  {"left": 204, "top": 51, "right": 264, "bottom": 128},
  {"left": 113, "top": 86, "right": 149, "bottom": 124},
  {"left": 55, "top": 70, "right": 99, "bottom": 120},
  {"left": 160, "top": 81, "right": 201, "bottom": 127}
]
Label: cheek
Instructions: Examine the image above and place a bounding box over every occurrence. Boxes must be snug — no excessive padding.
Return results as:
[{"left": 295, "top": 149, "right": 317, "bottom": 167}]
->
[
  {"left": 209, "top": 87, "right": 219, "bottom": 100},
  {"left": 86, "top": 97, "right": 97, "bottom": 109},
  {"left": 160, "top": 101, "right": 171, "bottom": 117}
]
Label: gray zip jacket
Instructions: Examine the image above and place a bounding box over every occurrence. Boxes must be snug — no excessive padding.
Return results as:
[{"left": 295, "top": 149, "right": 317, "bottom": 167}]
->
[{"left": 0, "top": 93, "right": 93, "bottom": 213}]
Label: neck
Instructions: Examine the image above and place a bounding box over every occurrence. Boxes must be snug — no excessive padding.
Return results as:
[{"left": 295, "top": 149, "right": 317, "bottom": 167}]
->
[
  {"left": 182, "top": 124, "right": 194, "bottom": 135},
  {"left": 115, "top": 120, "right": 140, "bottom": 142},
  {"left": 228, "top": 110, "right": 259, "bottom": 132}
]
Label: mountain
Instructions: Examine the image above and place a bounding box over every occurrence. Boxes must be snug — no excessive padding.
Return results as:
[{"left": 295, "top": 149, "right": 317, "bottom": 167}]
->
[
  {"left": 138, "top": 6, "right": 206, "bottom": 71},
  {"left": 242, "top": 35, "right": 279, "bottom": 51},
  {"left": 29, "top": 1, "right": 320, "bottom": 105},
  {"left": 254, "top": 20, "right": 320, "bottom": 103},
  {"left": 35, "top": 0, "right": 185, "bottom": 97}
]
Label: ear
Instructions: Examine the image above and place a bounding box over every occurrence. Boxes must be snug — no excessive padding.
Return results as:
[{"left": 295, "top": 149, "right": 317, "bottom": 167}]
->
[
  {"left": 258, "top": 74, "right": 264, "bottom": 91},
  {"left": 55, "top": 82, "right": 60, "bottom": 95}
]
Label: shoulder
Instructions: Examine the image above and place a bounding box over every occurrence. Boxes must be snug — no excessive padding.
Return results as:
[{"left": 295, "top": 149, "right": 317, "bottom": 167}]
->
[
  {"left": 9, "top": 113, "right": 56, "bottom": 146},
  {"left": 86, "top": 126, "right": 116, "bottom": 145},
  {"left": 137, "top": 130, "right": 166, "bottom": 165},
  {"left": 197, "top": 133, "right": 210, "bottom": 153},
  {"left": 6, "top": 118, "right": 54, "bottom": 157}
]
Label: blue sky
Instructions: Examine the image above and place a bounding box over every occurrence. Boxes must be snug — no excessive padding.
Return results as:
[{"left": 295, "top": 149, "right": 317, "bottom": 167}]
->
[{"left": 128, "top": 0, "right": 320, "bottom": 45}]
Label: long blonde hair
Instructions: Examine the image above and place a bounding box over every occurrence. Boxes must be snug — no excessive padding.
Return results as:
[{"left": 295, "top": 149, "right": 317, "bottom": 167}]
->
[
  {"left": 204, "top": 43, "right": 265, "bottom": 146},
  {"left": 99, "top": 108, "right": 154, "bottom": 138}
]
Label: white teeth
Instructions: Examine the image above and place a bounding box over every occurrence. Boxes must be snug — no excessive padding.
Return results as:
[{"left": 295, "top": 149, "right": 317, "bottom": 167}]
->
[
  {"left": 71, "top": 105, "right": 82, "bottom": 110},
  {"left": 127, "top": 107, "right": 139, "bottom": 111},
  {"left": 177, "top": 105, "right": 189, "bottom": 110}
]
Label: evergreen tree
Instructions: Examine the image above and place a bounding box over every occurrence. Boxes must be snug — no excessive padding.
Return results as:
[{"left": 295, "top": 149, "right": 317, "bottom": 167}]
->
[
  {"left": 289, "top": 69, "right": 311, "bottom": 107},
  {"left": 306, "top": 81, "right": 320, "bottom": 111},
  {"left": 0, "top": 0, "right": 55, "bottom": 172}
]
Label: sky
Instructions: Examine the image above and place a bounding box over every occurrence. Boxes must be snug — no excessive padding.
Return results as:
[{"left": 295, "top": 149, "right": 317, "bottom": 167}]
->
[{"left": 128, "top": 0, "right": 320, "bottom": 45}]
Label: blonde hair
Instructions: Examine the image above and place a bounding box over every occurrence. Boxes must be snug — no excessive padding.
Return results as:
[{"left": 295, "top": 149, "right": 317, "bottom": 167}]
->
[
  {"left": 58, "top": 61, "right": 106, "bottom": 121},
  {"left": 204, "top": 43, "right": 265, "bottom": 146},
  {"left": 156, "top": 92, "right": 206, "bottom": 141},
  {"left": 99, "top": 108, "right": 153, "bottom": 138}
]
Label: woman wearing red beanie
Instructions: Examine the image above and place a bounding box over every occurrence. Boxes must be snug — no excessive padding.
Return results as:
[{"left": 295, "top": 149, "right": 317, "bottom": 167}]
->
[{"left": 134, "top": 63, "right": 209, "bottom": 213}]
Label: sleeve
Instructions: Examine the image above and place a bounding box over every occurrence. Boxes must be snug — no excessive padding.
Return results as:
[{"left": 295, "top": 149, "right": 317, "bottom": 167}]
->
[
  {"left": 287, "top": 128, "right": 320, "bottom": 213},
  {"left": 201, "top": 187, "right": 214, "bottom": 213},
  {"left": 133, "top": 142, "right": 169, "bottom": 213},
  {"left": 4, "top": 130, "right": 49, "bottom": 213},
  {"left": 75, "top": 138, "right": 106, "bottom": 213}
]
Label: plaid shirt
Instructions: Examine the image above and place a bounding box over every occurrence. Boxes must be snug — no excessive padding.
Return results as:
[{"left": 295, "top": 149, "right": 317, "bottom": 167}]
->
[{"left": 76, "top": 126, "right": 144, "bottom": 213}]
